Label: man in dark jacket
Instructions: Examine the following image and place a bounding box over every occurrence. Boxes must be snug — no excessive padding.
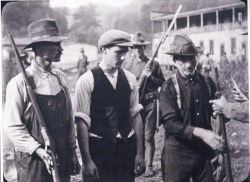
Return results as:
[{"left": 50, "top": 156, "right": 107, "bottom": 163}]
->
[
  {"left": 159, "top": 34, "right": 223, "bottom": 182},
  {"left": 124, "top": 31, "right": 165, "bottom": 177}
]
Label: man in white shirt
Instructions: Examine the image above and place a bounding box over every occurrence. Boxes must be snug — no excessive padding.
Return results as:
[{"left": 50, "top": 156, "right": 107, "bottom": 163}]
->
[
  {"left": 4, "top": 18, "right": 80, "bottom": 182},
  {"left": 74, "top": 29, "right": 145, "bottom": 182}
]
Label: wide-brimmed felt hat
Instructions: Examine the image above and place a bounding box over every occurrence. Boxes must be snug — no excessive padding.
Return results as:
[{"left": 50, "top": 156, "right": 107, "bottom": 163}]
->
[
  {"left": 131, "top": 31, "right": 151, "bottom": 45},
  {"left": 24, "top": 18, "right": 67, "bottom": 49},
  {"left": 165, "top": 34, "right": 204, "bottom": 56},
  {"left": 98, "top": 29, "right": 133, "bottom": 49}
]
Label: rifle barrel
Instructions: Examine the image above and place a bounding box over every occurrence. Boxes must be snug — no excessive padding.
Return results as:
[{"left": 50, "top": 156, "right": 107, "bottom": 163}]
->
[{"left": 8, "top": 34, "right": 61, "bottom": 182}]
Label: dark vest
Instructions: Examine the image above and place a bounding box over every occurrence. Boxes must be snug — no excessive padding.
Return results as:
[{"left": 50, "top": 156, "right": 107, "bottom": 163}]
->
[{"left": 90, "top": 66, "right": 131, "bottom": 142}]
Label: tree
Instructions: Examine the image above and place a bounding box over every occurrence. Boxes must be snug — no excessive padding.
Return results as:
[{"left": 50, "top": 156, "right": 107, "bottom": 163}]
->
[
  {"left": 69, "top": 4, "right": 100, "bottom": 45},
  {"left": 2, "top": 1, "right": 69, "bottom": 37}
]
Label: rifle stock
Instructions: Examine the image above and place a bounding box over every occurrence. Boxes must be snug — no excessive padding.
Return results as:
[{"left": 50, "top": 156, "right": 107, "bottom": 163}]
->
[
  {"left": 214, "top": 67, "right": 233, "bottom": 182},
  {"left": 8, "top": 34, "right": 61, "bottom": 182},
  {"left": 138, "top": 5, "right": 182, "bottom": 98}
]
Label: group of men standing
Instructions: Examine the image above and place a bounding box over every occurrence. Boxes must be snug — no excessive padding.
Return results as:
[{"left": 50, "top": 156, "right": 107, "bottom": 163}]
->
[{"left": 4, "top": 17, "right": 248, "bottom": 182}]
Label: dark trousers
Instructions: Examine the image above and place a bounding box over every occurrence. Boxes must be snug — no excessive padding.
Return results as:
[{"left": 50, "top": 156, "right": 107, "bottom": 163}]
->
[
  {"left": 161, "top": 142, "right": 215, "bottom": 182},
  {"left": 84, "top": 137, "right": 136, "bottom": 182}
]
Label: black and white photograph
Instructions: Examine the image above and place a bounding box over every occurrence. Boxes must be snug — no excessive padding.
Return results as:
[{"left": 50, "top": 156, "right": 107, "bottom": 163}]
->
[{"left": 1, "top": 0, "right": 249, "bottom": 182}]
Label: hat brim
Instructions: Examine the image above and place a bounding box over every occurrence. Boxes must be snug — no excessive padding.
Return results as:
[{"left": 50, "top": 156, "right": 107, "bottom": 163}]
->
[
  {"left": 24, "top": 36, "right": 68, "bottom": 49},
  {"left": 132, "top": 41, "right": 151, "bottom": 46},
  {"left": 115, "top": 41, "right": 133, "bottom": 47},
  {"left": 165, "top": 46, "right": 204, "bottom": 56}
]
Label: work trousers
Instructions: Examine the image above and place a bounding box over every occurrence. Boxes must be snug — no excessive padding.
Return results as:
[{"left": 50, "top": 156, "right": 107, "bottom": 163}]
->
[
  {"left": 140, "top": 98, "right": 157, "bottom": 160},
  {"left": 161, "top": 142, "right": 215, "bottom": 182},
  {"left": 84, "top": 137, "right": 136, "bottom": 182}
]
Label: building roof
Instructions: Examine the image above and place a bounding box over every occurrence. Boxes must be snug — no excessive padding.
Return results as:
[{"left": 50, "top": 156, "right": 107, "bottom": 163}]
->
[{"left": 151, "top": 0, "right": 245, "bottom": 14}]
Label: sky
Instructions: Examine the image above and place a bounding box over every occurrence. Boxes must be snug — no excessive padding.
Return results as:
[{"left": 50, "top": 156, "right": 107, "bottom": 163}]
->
[{"left": 50, "top": 0, "right": 132, "bottom": 8}]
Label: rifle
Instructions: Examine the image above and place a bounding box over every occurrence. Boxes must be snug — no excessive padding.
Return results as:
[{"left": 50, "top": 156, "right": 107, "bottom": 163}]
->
[
  {"left": 231, "top": 76, "right": 248, "bottom": 101},
  {"left": 213, "top": 67, "right": 233, "bottom": 182},
  {"left": 8, "top": 34, "right": 61, "bottom": 182},
  {"left": 138, "top": 5, "right": 182, "bottom": 101},
  {"left": 156, "top": 87, "right": 161, "bottom": 132}
]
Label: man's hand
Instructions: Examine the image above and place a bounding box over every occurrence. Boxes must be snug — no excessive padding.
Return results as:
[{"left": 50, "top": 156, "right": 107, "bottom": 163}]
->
[
  {"left": 232, "top": 88, "right": 248, "bottom": 102},
  {"left": 82, "top": 159, "right": 99, "bottom": 181},
  {"left": 193, "top": 128, "right": 224, "bottom": 151},
  {"left": 71, "top": 150, "right": 81, "bottom": 175},
  {"left": 142, "top": 68, "right": 152, "bottom": 78},
  {"left": 209, "top": 96, "right": 227, "bottom": 117},
  {"left": 134, "top": 153, "right": 145, "bottom": 177},
  {"left": 35, "top": 147, "right": 52, "bottom": 174}
]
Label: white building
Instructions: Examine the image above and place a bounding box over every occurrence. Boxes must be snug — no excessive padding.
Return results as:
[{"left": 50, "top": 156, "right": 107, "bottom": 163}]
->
[{"left": 150, "top": 0, "right": 247, "bottom": 67}]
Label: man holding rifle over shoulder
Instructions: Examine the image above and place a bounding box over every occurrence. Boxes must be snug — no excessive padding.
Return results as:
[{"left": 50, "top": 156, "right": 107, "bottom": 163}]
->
[
  {"left": 3, "top": 18, "right": 80, "bottom": 182},
  {"left": 124, "top": 31, "right": 165, "bottom": 177},
  {"left": 159, "top": 34, "right": 224, "bottom": 182}
]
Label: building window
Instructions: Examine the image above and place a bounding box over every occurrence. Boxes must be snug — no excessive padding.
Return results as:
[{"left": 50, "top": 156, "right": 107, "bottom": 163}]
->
[
  {"left": 235, "top": 7, "right": 247, "bottom": 22},
  {"left": 204, "top": 12, "right": 216, "bottom": 26},
  {"left": 153, "top": 21, "right": 162, "bottom": 33},
  {"left": 219, "top": 9, "right": 232, "bottom": 24},
  {"left": 167, "top": 19, "right": 175, "bottom": 31},
  {"left": 209, "top": 40, "right": 214, "bottom": 55},
  {"left": 220, "top": 44, "right": 225, "bottom": 56},
  {"left": 200, "top": 41, "right": 204, "bottom": 48},
  {"left": 190, "top": 15, "right": 201, "bottom": 27},
  {"left": 176, "top": 17, "right": 187, "bottom": 29},
  {"left": 231, "top": 38, "right": 236, "bottom": 54}
]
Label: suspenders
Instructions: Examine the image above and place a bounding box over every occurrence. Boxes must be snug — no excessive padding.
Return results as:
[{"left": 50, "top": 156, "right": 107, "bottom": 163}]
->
[{"left": 171, "top": 73, "right": 211, "bottom": 109}]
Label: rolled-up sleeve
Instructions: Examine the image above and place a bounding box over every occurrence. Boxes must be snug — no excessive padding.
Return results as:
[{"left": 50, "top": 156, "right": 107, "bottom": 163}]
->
[
  {"left": 223, "top": 101, "right": 249, "bottom": 123},
  {"left": 3, "top": 76, "right": 41, "bottom": 155},
  {"left": 159, "top": 81, "right": 194, "bottom": 140},
  {"left": 124, "top": 70, "right": 143, "bottom": 117},
  {"left": 73, "top": 71, "right": 93, "bottom": 128}
]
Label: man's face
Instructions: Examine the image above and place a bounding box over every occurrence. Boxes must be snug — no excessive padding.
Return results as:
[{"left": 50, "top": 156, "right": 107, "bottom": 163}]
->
[
  {"left": 175, "top": 55, "right": 197, "bottom": 78},
  {"left": 105, "top": 46, "right": 128, "bottom": 68},
  {"left": 39, "top": 42, "right": 63, "bottom": 62},
  {"left": 133, "top": 45, "right": 145, "bottom": 58}
]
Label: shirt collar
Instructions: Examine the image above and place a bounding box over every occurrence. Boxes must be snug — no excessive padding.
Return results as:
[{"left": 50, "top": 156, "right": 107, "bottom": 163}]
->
[
  {"left": 31, "top": 60, "right": 55, "bottom": 78},
  {"left": 135, "top": 55, "right": 149, "bottom": 63},
  {"left": 176, "top": 70, "right": 200, "bottom": 85},
  {"left": 99, "top": 62, "right": 118, "bottom": 78}
]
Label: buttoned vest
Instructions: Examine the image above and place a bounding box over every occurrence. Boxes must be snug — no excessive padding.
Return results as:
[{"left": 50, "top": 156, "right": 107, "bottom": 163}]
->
[{"left": 90, "top": 66, "right": 131, "bottom": 142}]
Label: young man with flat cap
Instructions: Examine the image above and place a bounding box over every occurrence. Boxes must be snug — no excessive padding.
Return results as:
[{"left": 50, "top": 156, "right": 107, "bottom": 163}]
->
[
  {"left": 74, "top": 29, "right": 145, "bottom": 182},
  {"left": 124, "top": 31, "right": 165, "bottom": 177},
  {"left": 3, "top": 18, "right": 80, "bottom": 182},
  {"left": 159, "top": 34, "right": 224, "bottom": 182}
]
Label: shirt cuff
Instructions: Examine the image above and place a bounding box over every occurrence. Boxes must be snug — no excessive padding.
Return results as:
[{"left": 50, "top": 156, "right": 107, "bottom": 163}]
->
[
  {"left": 28, "top": 142, "right": 41, "bottom": 155},
  {"left": 74, "top": 112, "right": 91, "bottom": 129},
  {"left": 183, "top": 125, "right": 195, "bottom": 140},
  {"left": 130, "top": 104, "right": 143, "bottom": 118}
]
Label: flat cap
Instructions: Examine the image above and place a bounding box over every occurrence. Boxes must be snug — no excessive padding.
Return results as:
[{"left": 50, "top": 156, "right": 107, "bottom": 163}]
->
[{"left": 98, "top": 29, "right": 133, "bottom": 49}]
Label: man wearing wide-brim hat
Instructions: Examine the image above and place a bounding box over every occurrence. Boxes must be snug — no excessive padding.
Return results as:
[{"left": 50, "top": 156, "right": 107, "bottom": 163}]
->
[
  {"left": 4, "top": 18, "right": 80, "bottom": 182},
  {"left": 74, "top": 29, "right": 145, "bottom": 182},
  {"left": 124, "top": 31, "right": 165, "bottom": 177},
  {"left": 159, "top": 34, "right": 223, "bottom": 182}
]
